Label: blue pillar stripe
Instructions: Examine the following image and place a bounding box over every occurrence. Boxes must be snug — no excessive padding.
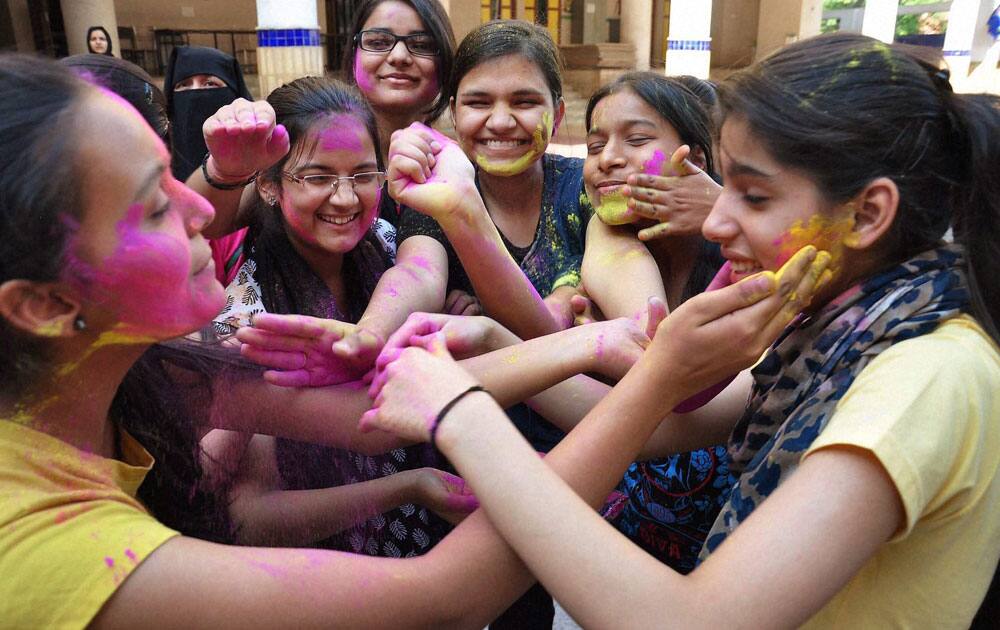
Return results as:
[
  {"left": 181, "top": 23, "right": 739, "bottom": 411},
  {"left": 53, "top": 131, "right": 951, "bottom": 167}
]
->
[
  {"left": 257, "top": 28, "right": 321, "bottom": 47},
  {"left": 942, "top": 49, "right": 970, "bottom": 56},
  {"left": 667, "top": 39, "right": 712, "bottom": 51}
]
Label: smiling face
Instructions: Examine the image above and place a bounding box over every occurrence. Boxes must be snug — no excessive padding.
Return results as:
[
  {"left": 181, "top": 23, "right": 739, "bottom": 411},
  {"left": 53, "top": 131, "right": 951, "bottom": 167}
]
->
[
  {"left": 584, "top": 88, "right": 688, "bottom": 225},
  {"left": 452, "top": 53, "right": 558, "bottom": 177},
  {"left": 704, "top": 117, "right": 859, "bottom": 290},
  {"left": 354, "top": 1, "right": 440, "bottom": 116},
  {"left": 88, "top": 30, "right": 108, "bottom": 54},
  {"left": 66, "top": 90, "right": 225, "bottom": 341},
  {"left": 269, "top": 113, "right": 381, "bottom": 263}
]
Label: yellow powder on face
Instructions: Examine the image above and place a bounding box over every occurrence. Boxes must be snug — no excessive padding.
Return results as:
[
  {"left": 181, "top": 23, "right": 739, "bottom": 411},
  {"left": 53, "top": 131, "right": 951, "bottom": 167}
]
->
[
  {"left": 34, "top": 321, "right": 64, "bottom": 337},
  {"left": 593, "top": 190, "right": 632, "bottom": 226},
  {"left": 773, "top": 212, "right": 855, "bottom": 273},
  {"left": 55, "top": 327, "right": 158, "bottom": 378},
  {"left": 476, "top": 111, "right": 553, "bottom": 176}
]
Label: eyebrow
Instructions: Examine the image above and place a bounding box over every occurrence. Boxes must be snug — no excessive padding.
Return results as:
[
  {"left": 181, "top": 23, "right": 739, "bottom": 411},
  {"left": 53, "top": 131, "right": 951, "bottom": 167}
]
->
[
  {"left": 366, "top": 27, "right": 430, "bottom": 36},
  {"left": 720, "top": 146, "right": 778, "bottom": 179},
  {"left": 133, "top": 164, "right": 166, "bottom": 202},
  {"left": 295, "top": 161, "right": 379, "bottom": 172},
  {"left": 459, "top": 89, "right": 547, "bottom": 98},
  {"left": 587, "top": 118, "right": 657, "bottom": 135}
]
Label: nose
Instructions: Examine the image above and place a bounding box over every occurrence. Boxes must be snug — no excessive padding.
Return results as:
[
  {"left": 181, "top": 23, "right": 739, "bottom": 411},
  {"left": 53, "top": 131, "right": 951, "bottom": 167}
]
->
[
  {"left": 386, "top": 39, "right": 413, "bottom": 65},
  {"left": 701, "top": 190, "right": 737, "bottom": 244},
  {"left": 172, "top": 179, "right": 216, "bottom": 236},
  {"left": 598, "top": 137, "right": 627, "bottom": 173},
  {"left": 328, "top": 179, "right": 359, "bottom": 204},
  {"left": 485, "top": 103, "right": 516, "bottom": 133}
]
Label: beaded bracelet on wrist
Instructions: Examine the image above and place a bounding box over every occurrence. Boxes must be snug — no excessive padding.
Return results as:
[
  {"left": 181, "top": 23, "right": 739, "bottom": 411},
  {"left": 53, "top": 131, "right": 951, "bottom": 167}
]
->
[{"left": 200, "top": 153, "right": 256, "bottom": 191}]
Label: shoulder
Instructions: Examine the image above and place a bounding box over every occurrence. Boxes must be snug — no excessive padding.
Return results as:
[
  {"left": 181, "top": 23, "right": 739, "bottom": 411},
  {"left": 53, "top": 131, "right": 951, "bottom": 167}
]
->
[
  {"left": 0, "top": 422, "right": 178, "bottom": 627},
  {"left": 808, "top": 315, "right": 1000, "bottom": 533}
]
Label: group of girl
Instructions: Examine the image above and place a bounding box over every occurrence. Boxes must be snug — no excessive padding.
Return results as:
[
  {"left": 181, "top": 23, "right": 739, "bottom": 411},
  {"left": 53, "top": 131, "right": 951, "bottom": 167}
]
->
[{"left": 2, "top": 0, "right": 999, "bottom": 627}]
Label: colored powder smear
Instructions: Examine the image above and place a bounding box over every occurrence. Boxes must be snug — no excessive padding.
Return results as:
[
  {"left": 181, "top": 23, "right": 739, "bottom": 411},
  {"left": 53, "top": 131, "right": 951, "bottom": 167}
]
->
[
  {"left": 354, "top": 55, "right": 375, "bottom": 92},
  {"left": 318, "top": 115, "right": 365, "bottom": 153},
  {"left": 643, "top": 149, "right": 667, "bottom": 176},
  {"left": 592, "top": 190, "right": 631, "bottom": 226},
  {"left": 771, "top": 213, "right": 855, "bottom": 271},
  {"left": 476, "top": 110, "right": 553, "bottom": 177}
]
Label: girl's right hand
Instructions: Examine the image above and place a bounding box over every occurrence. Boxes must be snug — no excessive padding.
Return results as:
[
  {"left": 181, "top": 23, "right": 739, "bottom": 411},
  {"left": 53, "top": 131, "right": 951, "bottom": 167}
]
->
[
  {"left": 202, "top": 98, "right": 290, "bottom": 183},
  {"left": 641, "top": 245, "right": 832, "bottom": 413},
  {"left": 387, "top": 122, "right": 478, "bottom": 222},
  {"left": 410, "top": 468, "right": 479, "bottom": 525}
]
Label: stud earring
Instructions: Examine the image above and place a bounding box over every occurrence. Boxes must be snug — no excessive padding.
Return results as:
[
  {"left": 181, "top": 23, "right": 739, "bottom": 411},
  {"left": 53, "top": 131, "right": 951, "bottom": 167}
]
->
[{"left": 73, "top": 316, "right": 87, "bottom": 331}]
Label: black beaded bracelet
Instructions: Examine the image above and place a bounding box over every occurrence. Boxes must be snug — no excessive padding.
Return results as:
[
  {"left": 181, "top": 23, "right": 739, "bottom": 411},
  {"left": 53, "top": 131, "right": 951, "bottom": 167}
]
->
[
  {"left": 200, "top": 153, "right": 256, "bottom": 190},
  {"left": 430, "top": 385, "right": 488, "bottom": 448}
]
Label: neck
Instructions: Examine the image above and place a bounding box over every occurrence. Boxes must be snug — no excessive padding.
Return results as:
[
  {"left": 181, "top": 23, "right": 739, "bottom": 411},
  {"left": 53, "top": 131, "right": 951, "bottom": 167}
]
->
[
  {"left": 1, "top": 337, "right": 147, "bottom": 458},
  {"left": 477, "top": 158, "right": 545, "bottom": 219},
  {"left": 375, "top": 109, "right": 426, "bottom": 164},
  {"left": 647, "top": 234, "right": 703, "bottom": 309},
  {"left": 283, "top": 227, "right": 348, "bottom": 304}
]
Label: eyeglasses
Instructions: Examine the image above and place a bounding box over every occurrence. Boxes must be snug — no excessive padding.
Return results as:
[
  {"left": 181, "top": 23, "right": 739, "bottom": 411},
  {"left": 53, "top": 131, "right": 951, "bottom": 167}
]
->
[
  {"left": 281, "top": 171, "right": 387, "bottom": 196},
  {"left": 355, "top": 29, "right": 440, "bottom": 57}
]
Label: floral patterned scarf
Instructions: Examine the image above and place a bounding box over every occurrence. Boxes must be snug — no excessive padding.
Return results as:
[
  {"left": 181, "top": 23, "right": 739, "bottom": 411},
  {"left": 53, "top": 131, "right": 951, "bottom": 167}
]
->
[{"left": 701, "top": 245, "right": 969, "bottom": 559}]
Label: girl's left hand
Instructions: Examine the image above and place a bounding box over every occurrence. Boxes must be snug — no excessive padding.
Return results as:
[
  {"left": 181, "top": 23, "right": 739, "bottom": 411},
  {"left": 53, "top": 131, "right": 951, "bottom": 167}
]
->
[
  {"left": 624, "top": 145, "right": 722, "bottom": 241},
  {"left": 361, "top": 332, "right": 486, "bottom": 442},
  {"left": 235, "top": 313, "right": 376, "bottom": 387}
]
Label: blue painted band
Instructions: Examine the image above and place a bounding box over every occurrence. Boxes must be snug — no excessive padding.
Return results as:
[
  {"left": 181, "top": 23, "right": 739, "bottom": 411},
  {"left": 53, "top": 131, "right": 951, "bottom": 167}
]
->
[
  {"left": 667, "top": 39, "right": 711, "bottom": 51},
  {"left": 942, "top": 49, "right": 970, "bottom": 56},
  {"left": 258, "top": 28, "right": 321, "bottom": 47}
]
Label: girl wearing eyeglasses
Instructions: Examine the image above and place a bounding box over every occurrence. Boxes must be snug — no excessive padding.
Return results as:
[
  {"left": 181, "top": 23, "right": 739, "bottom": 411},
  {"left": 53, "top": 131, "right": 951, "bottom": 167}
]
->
[
  {"left": 345, "top": 0, "right": 455, "bottom": 174},
  {"left": 192, "top": 76, "right": 470, "bottom": 558}
]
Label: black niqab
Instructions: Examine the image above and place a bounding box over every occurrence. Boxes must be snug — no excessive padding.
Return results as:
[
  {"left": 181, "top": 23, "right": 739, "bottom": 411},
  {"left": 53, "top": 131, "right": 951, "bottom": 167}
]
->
[{"left": 164, "top": 46, "right": 253, "bottom": 181}]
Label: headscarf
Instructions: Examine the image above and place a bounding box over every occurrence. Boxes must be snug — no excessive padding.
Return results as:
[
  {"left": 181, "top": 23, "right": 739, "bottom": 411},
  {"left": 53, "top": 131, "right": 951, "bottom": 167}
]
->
[
  {"left": 86, "top": 26, "right": 113, "bottom": 56},
  {"left": 60, "top": 54, "right": 169, "bottom": 145},
  {"left": 164, "top": 46, "right": 252, "bottom": 181}
]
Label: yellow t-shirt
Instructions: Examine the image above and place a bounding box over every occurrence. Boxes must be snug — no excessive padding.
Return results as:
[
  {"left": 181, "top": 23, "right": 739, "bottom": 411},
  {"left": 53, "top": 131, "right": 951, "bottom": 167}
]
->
[
  {"left": 0, "top": 420, "right": 178, "bottom": 629},
  {"left": 802, "top": 315, "right": 1000, "bottom": 629}
]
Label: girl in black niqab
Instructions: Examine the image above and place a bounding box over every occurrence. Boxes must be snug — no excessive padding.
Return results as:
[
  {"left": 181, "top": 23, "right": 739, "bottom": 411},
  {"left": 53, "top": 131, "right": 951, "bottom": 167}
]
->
[{"left": 164, "top": 46, "right": 253, "bottom": 181}]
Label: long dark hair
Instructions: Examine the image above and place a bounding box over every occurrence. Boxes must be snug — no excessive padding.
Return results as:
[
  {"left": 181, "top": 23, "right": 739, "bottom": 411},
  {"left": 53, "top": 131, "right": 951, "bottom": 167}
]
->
[
  {"left": 344, "top": 0, "right": 455, "bottom": 122},
  {"left": 0, "top": 56, "right": 86, "bottom": 399},
  {"left": 449, "top": 19, "right": 563, "bottom": 105},
  {"left": 0, "top": 55, "right": 235, "bottom": 541},
  {"left": 86, "top": 26, "right": 113, "bottom": 56},
  {"left": 717, "top": 32, "right": 1000, "bottom": 343},
  {"left": 585, "top": 72, "right": 717, "bottom": 177}
]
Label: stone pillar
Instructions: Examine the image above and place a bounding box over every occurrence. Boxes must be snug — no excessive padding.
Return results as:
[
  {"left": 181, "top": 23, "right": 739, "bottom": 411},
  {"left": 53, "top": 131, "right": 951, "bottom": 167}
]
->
[
  {"left": 256, "top": 0, "right": 323, "bottom": 98},
  {"left": 861, "top": 0, "right": 898, "bottom": 43},
  {"left": 621, "top": 0, "right": 653, "bottom": 69},
  {"left": 755, "top": 0, "right": 822, "bottom": 60},
  {"left": 665, "top": 0, "right": 712, "bottom": 78},
  {"left": 60, "top": 0, "right": 119, "bottom": 56},
  {"left": 942, "top": 0, "right": 985, "bottom": 84}
]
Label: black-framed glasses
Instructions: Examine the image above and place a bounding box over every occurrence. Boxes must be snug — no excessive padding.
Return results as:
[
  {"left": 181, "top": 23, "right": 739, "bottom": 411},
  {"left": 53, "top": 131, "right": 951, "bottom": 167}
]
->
[
  {"left": 281, "top": 171, "right": 387, "bottom": 196},
  {"left": 355, "top": 29, "right": 440, "bottom": 57}
]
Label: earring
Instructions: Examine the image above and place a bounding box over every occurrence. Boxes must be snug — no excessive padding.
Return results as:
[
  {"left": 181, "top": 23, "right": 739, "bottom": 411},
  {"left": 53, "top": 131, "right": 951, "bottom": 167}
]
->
[
  {"left": 267, "top": 196, "right": 277, "bottom": 207},
  {"left": 73, "top": 316, "right": 87, "bottom": 331}
]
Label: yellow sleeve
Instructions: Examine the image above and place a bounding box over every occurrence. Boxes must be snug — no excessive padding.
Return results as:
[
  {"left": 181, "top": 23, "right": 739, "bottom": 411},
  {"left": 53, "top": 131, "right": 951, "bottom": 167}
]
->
[
  {"left": 2, "top": 498, "right": 178, "bottom": 629},
  {"left": 803, "top": 316, "right": 1000, "bottom": 536}
]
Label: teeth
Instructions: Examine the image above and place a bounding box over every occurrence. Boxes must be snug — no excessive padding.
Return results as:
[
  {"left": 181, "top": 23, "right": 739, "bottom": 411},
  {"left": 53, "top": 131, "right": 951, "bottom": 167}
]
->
[
  {"left": 483, "top": 139, "right": 526, "bottom": 148},
  {"left": 730, "top": 261, "right": 763, "bottom": 273},
  {"left": 318, "top": 214, "right": 357, "bottom": 226}
]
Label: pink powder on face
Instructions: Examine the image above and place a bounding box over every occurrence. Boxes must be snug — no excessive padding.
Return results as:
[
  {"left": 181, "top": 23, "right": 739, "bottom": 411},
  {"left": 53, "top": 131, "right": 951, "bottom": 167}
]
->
[
  {"left": 318, "top": 115, "right": 366, "bottom": 153},
  {"left": 643, "top": 150, "right": 667, "bottom": 176},
  {"left": 354, "top": 54, "right": 375, "bottom": 92},
  {"left": 66, "top": 196, "right": 222, "bottom": 339}
]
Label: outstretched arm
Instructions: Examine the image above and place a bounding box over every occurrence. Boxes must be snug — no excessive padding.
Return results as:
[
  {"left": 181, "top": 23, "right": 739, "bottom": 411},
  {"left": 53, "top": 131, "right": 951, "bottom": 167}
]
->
[{"left": 228, "top": 435, "right": 475, "bottom": 547}]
